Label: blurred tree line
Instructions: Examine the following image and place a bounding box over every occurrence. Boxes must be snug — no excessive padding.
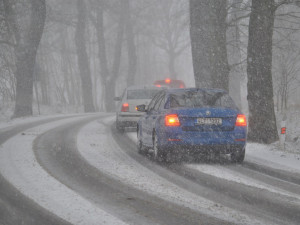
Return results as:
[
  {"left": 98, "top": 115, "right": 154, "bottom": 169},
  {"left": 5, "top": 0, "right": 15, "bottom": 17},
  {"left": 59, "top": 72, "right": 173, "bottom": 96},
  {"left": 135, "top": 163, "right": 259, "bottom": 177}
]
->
[{"left": 0, "top": 0, "right": 300, "bottom": 143}]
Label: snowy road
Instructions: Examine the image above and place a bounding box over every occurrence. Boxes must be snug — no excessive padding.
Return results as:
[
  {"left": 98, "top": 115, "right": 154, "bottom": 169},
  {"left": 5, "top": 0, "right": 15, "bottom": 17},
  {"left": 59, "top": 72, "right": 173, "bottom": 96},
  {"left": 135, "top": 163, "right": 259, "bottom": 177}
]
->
[{"left": 0, "top": 113, "right": 300, "bottom": 225}]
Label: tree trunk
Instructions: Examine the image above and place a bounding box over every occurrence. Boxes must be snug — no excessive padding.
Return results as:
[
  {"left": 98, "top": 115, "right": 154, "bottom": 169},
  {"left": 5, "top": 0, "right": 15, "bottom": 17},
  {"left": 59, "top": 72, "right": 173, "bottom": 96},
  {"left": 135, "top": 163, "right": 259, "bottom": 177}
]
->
[
  {"left": 227, "top": 0, "right": 245, "bottom": 110},
  {"left": 75, "top": 0, "right": 95, "bottom": 112},
  {"left": 3, "top": 0, "right": 46, "bottom": 118},
  {"left": 124, "top": 0, "right": 137, "bottom": 87},
  {"left": 247, "top": 0, "right": 278, "bottom": 143},
  {"left": 190, "top": 0, "right": 212, "bottom": 88},
  {"left": 190, "top": 0, "right": 229, "bottom": 90},
  {"left": 104, "top": 1, "right": 125, "bottom": 112},
  {"left": 168, "top": 51, "right": 177, "bottom": 79},
  {"left": 210, "top": 0, "right": 229, "bottom": 91},
  {"left": 95, "top": 0, "right": 110, "bottom": 112}
]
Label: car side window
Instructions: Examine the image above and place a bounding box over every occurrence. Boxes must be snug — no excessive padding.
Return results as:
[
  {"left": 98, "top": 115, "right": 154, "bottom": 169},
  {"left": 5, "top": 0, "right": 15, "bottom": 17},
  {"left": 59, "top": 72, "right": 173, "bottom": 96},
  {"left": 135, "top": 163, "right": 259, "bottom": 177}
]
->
[
  {"left": 159, "top": 95, "right": 166, "bottom": 110},
  {"left": 154, "top": 94, "right": 164, "bottom": 111},
  {"left": 147, "top": 93, "right": 161, "bottom": 112}
]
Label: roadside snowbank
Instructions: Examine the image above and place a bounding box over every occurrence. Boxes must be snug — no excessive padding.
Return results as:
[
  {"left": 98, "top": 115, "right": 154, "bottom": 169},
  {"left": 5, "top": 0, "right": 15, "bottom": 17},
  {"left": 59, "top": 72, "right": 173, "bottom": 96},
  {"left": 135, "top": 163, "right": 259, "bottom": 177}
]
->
[{"left": 0, "top": 116, "right": 128, "bottom": 225}]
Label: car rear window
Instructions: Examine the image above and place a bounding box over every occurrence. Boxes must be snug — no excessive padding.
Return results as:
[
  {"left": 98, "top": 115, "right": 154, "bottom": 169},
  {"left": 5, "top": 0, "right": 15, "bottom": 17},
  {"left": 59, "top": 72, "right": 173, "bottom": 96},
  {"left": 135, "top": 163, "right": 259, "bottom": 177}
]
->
[
  {"left": 127, "top": 89, "right": 161, "bottom": 100},
  {"left": 169, "top": 90, "right": 237, "bottom": 108}
]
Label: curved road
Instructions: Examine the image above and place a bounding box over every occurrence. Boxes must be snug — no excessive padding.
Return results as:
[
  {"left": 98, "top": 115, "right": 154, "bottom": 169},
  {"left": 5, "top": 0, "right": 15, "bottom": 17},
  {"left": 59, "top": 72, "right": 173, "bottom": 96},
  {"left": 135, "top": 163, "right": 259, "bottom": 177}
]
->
[{"left": 0, "top": 114, "right": 300, "bottom": 225}]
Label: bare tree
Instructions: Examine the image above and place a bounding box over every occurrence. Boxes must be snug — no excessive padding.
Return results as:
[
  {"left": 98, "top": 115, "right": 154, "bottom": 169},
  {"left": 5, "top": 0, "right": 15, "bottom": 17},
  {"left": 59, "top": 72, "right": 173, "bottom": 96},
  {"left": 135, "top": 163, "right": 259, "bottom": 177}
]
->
[
  {"left": 190, "top": 0, "right": 230, "bottom": 91},
  {"left": 124, "top": 0, "right": 137, "bottom": 87},
  {"left": 144, "top": 0, "right": 189, "bottom": 79},
  {"left": 75, "top": 0, "right": 95, "bottom": 112},
  {"left": 274, "top": 50, "right": 300, "bottom": 111},
  {"left": 3, "top": 0, "right": 46, "bottom": 118},
  {"left": 247, "top": 0, "right": 278, "bottom": 143},
  {"left": 91, "top": 0, "right": 126, "bottom": 112}
]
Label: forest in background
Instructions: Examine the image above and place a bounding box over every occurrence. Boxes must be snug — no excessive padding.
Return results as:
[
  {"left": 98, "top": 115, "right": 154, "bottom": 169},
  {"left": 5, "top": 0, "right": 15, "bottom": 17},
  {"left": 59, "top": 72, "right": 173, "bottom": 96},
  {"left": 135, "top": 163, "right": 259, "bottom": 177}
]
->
[{"left": 0, "top": 0, "right": 300, "bottom": 143}]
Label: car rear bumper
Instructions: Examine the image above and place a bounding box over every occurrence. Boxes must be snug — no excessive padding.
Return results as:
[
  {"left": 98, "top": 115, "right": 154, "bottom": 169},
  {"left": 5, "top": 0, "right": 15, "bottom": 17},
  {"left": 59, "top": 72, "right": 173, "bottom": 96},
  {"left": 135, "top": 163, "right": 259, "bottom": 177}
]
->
[
  {"left": 157, "top": 127, "right": 246, "bottom": 152},
  {"left": 160, "top": 144, "right": 245, "bottom": 155},
  {"left": 117, "top": 113, "right": 142, "bottom": 128}
]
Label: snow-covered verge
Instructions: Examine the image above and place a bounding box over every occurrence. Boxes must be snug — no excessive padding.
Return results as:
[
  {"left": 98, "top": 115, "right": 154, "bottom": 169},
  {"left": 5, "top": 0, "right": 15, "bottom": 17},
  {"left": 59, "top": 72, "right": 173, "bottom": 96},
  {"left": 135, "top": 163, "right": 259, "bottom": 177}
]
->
[
  {"left": 127, "top": 132, "right": 300, "bottom": 200},
  {"left": 0, "top": 115, "right": 127, "bottom": 225},
  {"left": 246, "top": 142, "right": 300, "bottom": 173},
  {"left": 277, "top": 110, "right": 300, "bottom": 154},
  {"left": 77, "top": 117, "right": 265, "bottom": 225},
  {"left": 0, "top": 104, "right": 83, "bottom": 130},
  {"left": 126, "top": 132, "right": 300, "bottom": 174},
  {"left": 0, "top": 113, "right": 298, "bottom": 225}
]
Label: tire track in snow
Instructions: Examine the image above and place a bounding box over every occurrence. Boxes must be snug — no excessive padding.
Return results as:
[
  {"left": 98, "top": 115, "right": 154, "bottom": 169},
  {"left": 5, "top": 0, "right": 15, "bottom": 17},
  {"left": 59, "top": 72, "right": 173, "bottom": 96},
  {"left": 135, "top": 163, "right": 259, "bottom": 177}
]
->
[
  {"left": 79, "top": 117, "right": 266, "bottom": 225},
  {"left": 121, "top": 124, "right": 300, "bottom": 225},
  {"left": 0, "top": 114, "right": 128, "bottom": 225}
]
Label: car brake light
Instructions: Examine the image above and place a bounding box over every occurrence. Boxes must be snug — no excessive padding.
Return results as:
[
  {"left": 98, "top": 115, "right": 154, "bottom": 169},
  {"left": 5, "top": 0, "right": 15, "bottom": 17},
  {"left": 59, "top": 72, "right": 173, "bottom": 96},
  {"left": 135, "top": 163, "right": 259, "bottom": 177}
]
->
[
  {"left": 155, "top": 84, "right": 161, "bottom": 87},
  {"left": 165, "top": 114, "right": 180, "bottom": 126},
  {"left": 121, "top": 103, "right": 129, "bottom": 112},
  {"left": 165, "top": 78, "right": 171, "bottom": 84},
  {"left": 235, "top": 114, "right": 247, "bottom": 126},
  {"left": 179, "top": 84, "right": 184, "bottom": 88}
]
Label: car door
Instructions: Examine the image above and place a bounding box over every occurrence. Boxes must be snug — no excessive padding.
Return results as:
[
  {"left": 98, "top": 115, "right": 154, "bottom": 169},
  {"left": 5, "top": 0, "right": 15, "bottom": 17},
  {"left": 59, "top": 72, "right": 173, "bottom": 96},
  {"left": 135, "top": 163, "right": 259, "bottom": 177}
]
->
[
  {"left": 140, "top": 93, "right": 161, "bottom": 146},
  {"left": 142, "top": 92, "right": 161, "bottom": 146},
  {"left": 145, "top": 93, "right": 165, "bottom": 146}
]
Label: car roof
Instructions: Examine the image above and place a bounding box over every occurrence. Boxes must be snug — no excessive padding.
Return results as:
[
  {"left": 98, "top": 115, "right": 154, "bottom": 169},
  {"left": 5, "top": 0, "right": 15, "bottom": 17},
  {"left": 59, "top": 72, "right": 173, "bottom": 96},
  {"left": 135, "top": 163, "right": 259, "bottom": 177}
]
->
[
  {"left": 126, "top": 85, "right": 167, "bottom": 91},
  {"left": 164, "top": 88, "right": 227, "bottom": 94}
]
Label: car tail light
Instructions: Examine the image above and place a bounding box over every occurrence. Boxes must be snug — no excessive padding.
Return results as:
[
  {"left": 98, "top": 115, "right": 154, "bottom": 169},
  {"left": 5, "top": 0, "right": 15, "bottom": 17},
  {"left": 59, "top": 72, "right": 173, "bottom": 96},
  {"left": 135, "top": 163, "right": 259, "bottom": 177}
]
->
[
  {"left": 179, "top": 84, "right": 184, "bottom": 88},
  {"left": 235, "top": 114, "right": 247, "bottom": 126},
  {"left": 165, "top": 114, "right": 180, "bottom": 126},
  {"left": 121, "top": 103, "right": 129, "bottom": 112},
  {"left": 155, "top": 84, "right": 161, "bottom": 87}
]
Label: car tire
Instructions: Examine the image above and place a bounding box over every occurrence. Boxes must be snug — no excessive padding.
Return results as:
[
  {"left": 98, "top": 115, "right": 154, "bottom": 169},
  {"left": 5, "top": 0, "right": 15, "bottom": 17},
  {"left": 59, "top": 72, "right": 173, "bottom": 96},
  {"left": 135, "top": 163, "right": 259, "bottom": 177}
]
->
[
  {"left": 137, "top": 139, "right": 146, "bottom": 154},
  {"left": 116, "top": 121, "right": 125, "bottom": 133},
  {"left": 153, "top": 132, "right": 166, "bottom": 162},
  {"left": 231, "top": 148, "right": 245, "bottom": 163}
]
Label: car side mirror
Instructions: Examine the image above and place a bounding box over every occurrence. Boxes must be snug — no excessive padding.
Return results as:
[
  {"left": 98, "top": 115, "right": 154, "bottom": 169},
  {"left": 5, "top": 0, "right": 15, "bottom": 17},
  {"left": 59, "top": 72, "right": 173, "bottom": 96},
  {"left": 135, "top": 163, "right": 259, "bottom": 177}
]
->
[
  {"left": 136, "top": 104, "right": 147, "bottom": 112},
  {"left": 114, "top": 97, "right": 121, "bottom": 101}
]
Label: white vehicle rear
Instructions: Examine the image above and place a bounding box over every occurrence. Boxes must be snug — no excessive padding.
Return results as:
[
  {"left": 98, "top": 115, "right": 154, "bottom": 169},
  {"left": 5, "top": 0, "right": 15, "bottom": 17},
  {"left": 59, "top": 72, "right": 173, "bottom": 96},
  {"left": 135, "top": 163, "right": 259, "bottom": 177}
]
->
[{"left": 114, "top": 86, "right": 164, "bottom": 132}]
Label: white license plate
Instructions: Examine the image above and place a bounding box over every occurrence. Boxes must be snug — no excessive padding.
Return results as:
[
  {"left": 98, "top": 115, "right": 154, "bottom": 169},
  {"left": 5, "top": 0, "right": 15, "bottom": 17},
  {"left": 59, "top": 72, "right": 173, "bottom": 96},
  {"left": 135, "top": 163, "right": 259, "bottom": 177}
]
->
[{"left": 196, "top": 118, "right": 222, "bottom": 125}]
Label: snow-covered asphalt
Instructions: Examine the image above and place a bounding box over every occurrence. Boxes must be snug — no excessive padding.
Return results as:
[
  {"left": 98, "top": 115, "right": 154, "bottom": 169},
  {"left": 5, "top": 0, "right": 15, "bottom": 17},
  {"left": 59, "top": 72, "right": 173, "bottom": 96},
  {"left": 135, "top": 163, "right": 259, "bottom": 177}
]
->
[{"left": 0, "top": 113, "right": 300, "bottom": 225}]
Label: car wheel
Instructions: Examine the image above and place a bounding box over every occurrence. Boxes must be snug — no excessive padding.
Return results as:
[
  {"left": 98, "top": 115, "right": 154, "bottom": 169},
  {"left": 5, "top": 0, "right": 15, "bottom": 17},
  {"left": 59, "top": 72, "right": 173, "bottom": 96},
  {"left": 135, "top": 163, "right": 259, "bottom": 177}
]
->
[
  {"left": 116, "top": 122, "right": 125, "bottom": 133},
  {"left": 153, "top": 132, "right": 165, "bottom": 162},
  {"left": 137, "top": 139, "right": 146, "bottom": 154},
  {"left": 231, "top": 148, "right": 245, "bottom": 163}
]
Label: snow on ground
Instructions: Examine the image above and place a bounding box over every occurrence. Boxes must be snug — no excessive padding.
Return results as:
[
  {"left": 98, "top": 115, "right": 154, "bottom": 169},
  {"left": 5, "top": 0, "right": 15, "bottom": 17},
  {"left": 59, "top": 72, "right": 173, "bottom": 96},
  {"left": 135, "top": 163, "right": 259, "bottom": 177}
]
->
[
  {"left": 0, "top": 115, "right": 128, "bottom": 225},
  {"left": 127, "top": 131, "right": 300, "bottom": 201},
  {"left": 0, "top": 113, "right": 299, "bottom": 225},
  {"left": 127, "top": 132, "right": 300, "bottom": 174},
  {"left": 246, "top": 142, "right": 300, "bottom": 173},
  {"left": 0, "top": 113, "right": 81, "bottom": 130},
  {"left": 78, "top": 117, "right": 264, "bottom": 225}
]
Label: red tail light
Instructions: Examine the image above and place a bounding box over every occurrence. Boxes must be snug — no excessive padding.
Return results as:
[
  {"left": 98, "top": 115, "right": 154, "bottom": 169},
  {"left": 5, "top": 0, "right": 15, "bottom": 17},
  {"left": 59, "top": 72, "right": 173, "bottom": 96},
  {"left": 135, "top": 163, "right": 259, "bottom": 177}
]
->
[
  {"left": 165, "top": 114, "right": 180, "bottom": 126},
  {"left": 235, "top": 114, "right": 247, "bottom": 126},
  {"left": 121, "top": 103, "right": 129, "bottom": 112},
  {"left": 155, "top": 84, "right": 161, "bottom": 87}
]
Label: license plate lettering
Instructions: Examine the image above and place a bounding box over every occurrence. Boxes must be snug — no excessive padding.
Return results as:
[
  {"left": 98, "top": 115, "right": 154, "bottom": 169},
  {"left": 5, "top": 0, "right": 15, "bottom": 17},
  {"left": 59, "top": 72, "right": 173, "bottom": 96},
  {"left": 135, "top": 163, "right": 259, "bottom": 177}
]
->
[{"left": 196, "top": 118, "right": 222, "bottom": 125}]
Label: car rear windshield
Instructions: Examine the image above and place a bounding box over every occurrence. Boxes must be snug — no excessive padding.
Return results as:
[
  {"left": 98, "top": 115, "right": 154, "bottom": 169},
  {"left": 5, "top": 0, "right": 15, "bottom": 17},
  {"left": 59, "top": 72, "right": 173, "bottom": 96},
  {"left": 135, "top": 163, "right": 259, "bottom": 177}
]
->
[
  {"left": 169, "top": 90, "right": 237, "bottom": 108},
  {"left": 127, "top": 89, "right": 161, "bottom": 99}
]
